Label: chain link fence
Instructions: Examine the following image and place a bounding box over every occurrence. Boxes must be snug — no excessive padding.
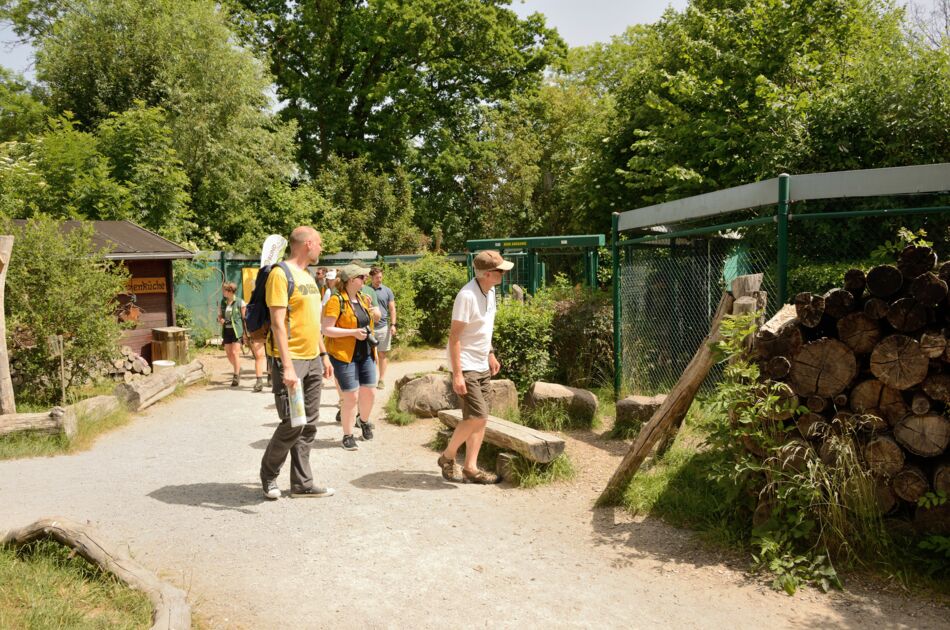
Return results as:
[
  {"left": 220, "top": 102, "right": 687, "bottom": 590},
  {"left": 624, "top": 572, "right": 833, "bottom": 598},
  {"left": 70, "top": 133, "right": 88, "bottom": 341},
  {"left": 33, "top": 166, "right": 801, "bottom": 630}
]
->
[{"left": 616, "top": 199, "right": 950, "bottom": 396}]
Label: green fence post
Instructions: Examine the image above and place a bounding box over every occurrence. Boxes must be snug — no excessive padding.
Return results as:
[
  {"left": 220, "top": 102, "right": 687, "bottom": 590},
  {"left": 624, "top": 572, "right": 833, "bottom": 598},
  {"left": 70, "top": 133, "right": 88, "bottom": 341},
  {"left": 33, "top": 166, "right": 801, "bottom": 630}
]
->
[
  {"left": 592, "top": 248, "right": 600, "bottom": 289},
  {"left": 527, "top": 251, "right": 539, "bottom": 294},
  {"left": 777, "top": 173, "right": 790, "bottom": 304},
  {"left": 612, "top": 213, "right": 621, "bottom": 398}
]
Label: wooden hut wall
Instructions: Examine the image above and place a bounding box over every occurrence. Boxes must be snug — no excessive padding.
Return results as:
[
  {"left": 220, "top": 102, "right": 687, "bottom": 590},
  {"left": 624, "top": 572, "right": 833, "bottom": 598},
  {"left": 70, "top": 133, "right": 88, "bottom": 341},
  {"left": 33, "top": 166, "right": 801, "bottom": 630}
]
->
[{"left": 118, "top": 260, "right": 174, "bottom": 360}]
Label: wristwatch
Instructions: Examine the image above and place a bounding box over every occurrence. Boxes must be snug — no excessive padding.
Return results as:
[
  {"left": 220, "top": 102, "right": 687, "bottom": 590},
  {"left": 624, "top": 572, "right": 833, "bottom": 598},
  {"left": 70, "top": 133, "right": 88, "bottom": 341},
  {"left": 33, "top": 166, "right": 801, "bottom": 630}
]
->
[{"left": 319, "top": 352, "right": 328, "bottom": 358}]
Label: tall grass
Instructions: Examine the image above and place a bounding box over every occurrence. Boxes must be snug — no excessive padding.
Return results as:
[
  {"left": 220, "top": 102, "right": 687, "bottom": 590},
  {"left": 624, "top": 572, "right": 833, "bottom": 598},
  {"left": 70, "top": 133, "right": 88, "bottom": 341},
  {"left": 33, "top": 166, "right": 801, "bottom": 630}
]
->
[{"left": 0, "top": 404, "right": 130, "bottom": 460}]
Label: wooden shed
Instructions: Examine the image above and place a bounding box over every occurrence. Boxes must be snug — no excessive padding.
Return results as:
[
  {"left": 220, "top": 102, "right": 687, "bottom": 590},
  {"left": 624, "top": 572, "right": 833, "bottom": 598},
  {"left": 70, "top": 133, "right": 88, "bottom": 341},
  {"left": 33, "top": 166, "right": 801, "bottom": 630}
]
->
[{"left": 16, "top": 220, "right": 195, "bottom": 361}]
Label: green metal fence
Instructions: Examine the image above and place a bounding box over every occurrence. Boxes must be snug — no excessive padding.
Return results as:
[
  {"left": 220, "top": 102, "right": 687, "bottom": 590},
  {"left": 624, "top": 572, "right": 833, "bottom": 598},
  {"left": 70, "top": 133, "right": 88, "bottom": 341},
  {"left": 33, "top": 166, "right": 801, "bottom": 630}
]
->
[{"left": 612, "top": 164, "right": 950, "bottom": 396}]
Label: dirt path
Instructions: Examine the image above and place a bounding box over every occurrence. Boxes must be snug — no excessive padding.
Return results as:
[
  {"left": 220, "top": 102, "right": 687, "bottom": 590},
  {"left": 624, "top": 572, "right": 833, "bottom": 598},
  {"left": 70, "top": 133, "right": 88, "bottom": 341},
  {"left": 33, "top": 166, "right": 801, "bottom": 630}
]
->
[{"left": 0, "top": 350, "right": 947, "bottom": 629}]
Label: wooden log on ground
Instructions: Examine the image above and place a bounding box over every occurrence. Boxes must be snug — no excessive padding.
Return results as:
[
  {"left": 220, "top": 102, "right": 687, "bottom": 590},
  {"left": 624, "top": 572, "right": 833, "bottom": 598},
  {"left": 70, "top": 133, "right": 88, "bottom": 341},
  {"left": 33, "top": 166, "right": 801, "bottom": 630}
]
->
[
  {"left": 870, "top": 335, "right": 929, "bottom": 390},
  {"left": 911, "top": 272, "right": 948, "bottom": 307},
  {"left": 754, "top": 304, "right": 802, "bottom": 360},
  {"left": 837, "top": 312, "right": 881, "bottom": 354},
  {"left": 823, "top": 289, "right": 855, "bottom": 319},
  {"left": 843, "top": 269, "right": 867, "bottom": 296},
  {"left": 1, "top": 517, "right": 191, "bottom": 630},
  {"left": 898, "top": 244, "right": 937, "bottom": 278},
  {"left": 934, "top": 461, "right": 950, "bottom": 496},
  {"left": 863, "top": 297, "right": 890, "bottom": 320},
  {"left": 599, "top": 292, "right": 735, "bottom": 505},
  {"left": 850, "top": 379, "right": 908, "bottom": 426},
  {"left": 886, "top": 298, "right": 929, "bottom": 333},
  {"left": 114, "top": 360, "right": 206, "bottom": 411},
  {"left": 794, "top": 292, "right": 825, "bottom": 328},
  {"left": 788, "top": 338, "right": 857, "bottom": 398},
  {"left": 0, "top": 407, "right": 76, "bottom": 439},
  {"left": 893, "top": 414, "right": 950, "bottom": 457},
  {"left": 865, "top": 435, "right": 905, "bottom": 477},
  {"left": 438, "top": 409, "right": 564, "bottom": 463},
  {"left": 893, "top": 465, "right": 930, "bottom": 503},
  {"left": 70, "top": 395, "right": 122, "bottom": 419},
  {"left": 866, "top": 265, "right": 903, "bottom": 298},
  {"left": 920, "top": 330, "right": 948, "bottom": 359}
]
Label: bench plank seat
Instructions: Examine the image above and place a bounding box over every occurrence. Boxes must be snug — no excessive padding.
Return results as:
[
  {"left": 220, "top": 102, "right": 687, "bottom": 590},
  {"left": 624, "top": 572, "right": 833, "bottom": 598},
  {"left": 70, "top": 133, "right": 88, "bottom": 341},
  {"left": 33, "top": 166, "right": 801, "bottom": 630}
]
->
[{"left": 437, "top": 409, "right": 565, "bottom": 463}]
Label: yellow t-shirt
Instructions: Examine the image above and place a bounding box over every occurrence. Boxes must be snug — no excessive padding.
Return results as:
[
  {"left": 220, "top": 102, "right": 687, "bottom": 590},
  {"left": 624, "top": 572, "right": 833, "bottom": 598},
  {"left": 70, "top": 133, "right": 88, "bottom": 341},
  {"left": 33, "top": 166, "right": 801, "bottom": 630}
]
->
[{"left": 265, "top": 263, "right": 322, "bottom": 359}]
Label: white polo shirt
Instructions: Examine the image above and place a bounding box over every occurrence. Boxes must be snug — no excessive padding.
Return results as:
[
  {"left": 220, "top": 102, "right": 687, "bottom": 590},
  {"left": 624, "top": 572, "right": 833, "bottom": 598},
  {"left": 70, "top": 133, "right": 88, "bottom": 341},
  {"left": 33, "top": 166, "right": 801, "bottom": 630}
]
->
[{"left": 448, "top": 278, "right": 496, "bottom": 372}]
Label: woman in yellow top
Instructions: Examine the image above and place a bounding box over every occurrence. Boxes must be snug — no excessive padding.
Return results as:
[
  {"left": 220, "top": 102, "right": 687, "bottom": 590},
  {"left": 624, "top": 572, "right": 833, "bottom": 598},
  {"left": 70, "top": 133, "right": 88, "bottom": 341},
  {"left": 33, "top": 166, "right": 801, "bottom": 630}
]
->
[{"left": 322, "top": 263, "right": 378, "bottom": 451}]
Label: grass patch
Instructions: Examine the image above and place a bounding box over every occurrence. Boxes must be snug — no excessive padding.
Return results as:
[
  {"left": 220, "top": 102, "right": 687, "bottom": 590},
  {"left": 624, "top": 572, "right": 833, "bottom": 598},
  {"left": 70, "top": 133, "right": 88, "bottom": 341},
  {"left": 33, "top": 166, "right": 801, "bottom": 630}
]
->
[
  {"left": 0, "top": 539, "right": 153, "bottom": 629},
  {"left": 388, "top": 344, "right": 442, "bottom": 362},
  {"left": 0, "top": 401, "right": 130, "bottom": 460},
  {"left": 383, "top": 392, "right": 416, "bottom": 426}
]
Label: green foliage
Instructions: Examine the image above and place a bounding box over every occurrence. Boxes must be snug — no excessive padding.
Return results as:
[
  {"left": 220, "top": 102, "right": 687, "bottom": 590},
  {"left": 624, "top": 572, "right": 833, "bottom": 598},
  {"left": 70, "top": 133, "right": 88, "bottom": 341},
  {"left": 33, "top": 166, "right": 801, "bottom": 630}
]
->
[
  {"left": 0, "top": 67, "right": 47, "bottom": 142},
  {"left": 378, "top": 263, "right": 422, "bottom": 347},
  {"left": 870, "top": 227, "right": 933, "bottom": 264},
  {"left": 548, "top": 288, "right": 613, "bottom": 389},
  {"left": 507, "top": 453, "right": 575, "bottom": 489},
  {"left": 0, "top": 539, "right": 152, "bottom": 628},
  {"left": 399, "top": 255, "right": 468, "bottom": 345},
  {"left": 493, "top": 297, "right": 554, "bottom": 392},
  {"left": 3, "top": 216, "right": 129, "bottom": 406},
  {"left": 787, "top": 259, "right": 874, "bottom": 296},
  {"left": 383, "top": 391, "right": 415, "bottom": 427},
  {"left": 519, "top": 401, "right": 571, "bottom": 432}
]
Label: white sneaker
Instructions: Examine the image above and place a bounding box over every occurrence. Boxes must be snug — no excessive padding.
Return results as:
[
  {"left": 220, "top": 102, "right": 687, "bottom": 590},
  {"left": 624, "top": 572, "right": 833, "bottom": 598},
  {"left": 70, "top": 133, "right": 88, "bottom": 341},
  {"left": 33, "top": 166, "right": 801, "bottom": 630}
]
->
[{"left": 262, "top": 479, "right": 281, "bottom": 500}]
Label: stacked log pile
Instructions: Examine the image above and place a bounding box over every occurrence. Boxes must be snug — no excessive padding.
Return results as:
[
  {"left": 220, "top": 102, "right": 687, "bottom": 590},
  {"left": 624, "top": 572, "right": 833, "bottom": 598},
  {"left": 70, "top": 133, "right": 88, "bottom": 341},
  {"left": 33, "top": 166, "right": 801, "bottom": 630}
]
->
[
  {"left": 108, "top": 346, "right": 152, "bottom": 383},
  {"left": 756, "top": 245, "right": 950, "bottom": 532}
]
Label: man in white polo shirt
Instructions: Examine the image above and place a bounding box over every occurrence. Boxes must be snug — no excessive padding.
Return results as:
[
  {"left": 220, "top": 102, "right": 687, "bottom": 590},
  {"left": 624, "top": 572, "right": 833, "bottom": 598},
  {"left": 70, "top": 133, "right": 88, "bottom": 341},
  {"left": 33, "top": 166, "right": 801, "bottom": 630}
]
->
[{"left": 437, "top": 250, "right": 513, "bottom": 484}]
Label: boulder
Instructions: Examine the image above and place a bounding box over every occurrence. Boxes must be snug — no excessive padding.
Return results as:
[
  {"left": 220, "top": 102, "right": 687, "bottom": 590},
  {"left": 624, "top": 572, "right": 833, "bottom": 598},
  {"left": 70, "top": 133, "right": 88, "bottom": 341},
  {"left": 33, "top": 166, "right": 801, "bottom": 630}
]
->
[
  {"left": 523, "top": 381, "right": 598, "bottom": 426},
  {"left": 397, "top": 373, "right": 457, "bottom": 417},
  {"left": 488, "top": 379, "right": 518, "bottom": 417},
  {"left": 613, "top": 394, "right": 667, "bottom": 439}
]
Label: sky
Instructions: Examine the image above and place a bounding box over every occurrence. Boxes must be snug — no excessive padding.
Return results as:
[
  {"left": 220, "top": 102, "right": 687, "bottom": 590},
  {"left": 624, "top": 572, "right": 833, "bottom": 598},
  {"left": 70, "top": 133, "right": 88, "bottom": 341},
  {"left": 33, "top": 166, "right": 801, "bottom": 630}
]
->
[{"left": 0, "top": 0, "right": 942, "bottom": 80}]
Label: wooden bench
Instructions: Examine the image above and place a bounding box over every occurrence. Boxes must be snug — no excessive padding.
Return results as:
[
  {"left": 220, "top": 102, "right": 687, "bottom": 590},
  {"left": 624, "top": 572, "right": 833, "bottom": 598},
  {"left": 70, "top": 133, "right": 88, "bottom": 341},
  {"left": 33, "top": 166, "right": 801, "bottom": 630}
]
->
[{"left": 437, "top": 409, "right": 565, "bottom": 463}]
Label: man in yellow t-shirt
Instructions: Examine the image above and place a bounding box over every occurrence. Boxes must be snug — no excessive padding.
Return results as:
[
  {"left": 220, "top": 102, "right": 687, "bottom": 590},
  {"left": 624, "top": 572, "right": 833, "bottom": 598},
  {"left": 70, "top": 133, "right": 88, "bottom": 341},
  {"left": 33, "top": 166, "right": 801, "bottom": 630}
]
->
[{"left": 259, "top": 226, "right": 335, "bottom": 500}]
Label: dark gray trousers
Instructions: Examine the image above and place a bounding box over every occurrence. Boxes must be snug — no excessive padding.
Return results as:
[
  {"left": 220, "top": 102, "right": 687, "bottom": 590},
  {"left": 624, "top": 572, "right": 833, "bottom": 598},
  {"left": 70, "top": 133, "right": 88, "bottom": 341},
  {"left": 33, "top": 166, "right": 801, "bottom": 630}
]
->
[{"left": 260, "top": 357, "right": 324, "bottom": 491}]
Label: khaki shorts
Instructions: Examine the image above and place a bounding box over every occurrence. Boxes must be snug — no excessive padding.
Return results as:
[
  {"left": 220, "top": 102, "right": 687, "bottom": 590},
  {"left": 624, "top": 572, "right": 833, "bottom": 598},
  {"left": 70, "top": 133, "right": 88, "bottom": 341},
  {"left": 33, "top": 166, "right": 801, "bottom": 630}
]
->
[
  {"left": 461, "top": 370, "right": 491, "bottom": 420},
  {"left": 374, "top": 324, "right": 393, "bottom": 352}
]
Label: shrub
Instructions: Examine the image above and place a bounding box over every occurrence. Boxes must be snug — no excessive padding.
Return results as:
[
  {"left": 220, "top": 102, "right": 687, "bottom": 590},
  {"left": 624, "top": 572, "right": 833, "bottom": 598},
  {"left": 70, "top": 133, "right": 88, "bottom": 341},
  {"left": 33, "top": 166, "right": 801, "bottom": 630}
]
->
[
  {"left": 379, "top": 262, "right": 422, "bottom": 347},
  {"left": 402, "top": 254, "right": 468, "bottom": 344},
  {"left": 3, "top": 216, "right": 129, "bottom": 406},
  {"left": 787, "top": 259, "right": 874, "bottom": 296},
  {"left": 548, "top": 288, "right": 613, "bottom": 389},
  {"left": 493, "top": 297, "right": 554, "bottom": 392}
]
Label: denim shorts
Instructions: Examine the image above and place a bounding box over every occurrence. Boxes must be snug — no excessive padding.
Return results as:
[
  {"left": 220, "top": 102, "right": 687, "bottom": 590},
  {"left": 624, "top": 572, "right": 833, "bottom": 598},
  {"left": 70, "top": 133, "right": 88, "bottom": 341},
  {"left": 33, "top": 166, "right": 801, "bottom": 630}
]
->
[{"left": 330, "top": 354, "right": 377, "bottom": 392}]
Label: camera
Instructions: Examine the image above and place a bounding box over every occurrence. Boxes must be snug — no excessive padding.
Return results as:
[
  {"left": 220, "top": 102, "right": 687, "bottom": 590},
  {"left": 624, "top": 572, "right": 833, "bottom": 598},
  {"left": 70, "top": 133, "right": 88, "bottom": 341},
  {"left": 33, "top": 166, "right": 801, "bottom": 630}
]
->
[{"left": 364, "top": 326, "right": 379, "bottom": 348}]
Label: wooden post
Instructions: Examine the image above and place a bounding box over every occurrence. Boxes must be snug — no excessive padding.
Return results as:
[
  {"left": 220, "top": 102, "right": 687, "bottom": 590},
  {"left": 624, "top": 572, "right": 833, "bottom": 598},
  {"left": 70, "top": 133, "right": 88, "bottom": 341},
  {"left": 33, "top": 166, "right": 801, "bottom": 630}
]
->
[
  {"left": 598, "top": 291, "right": 735, "bottom": 505},
  {"left": 0, "top": 235, "right": 15, "bottom": 414}
]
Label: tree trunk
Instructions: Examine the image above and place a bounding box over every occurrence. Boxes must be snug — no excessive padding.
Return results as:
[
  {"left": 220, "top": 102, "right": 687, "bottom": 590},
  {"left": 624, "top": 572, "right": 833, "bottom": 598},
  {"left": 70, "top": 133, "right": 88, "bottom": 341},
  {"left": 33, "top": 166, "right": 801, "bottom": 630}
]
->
[
  {"left": 1, "top": 518, "right": 191, "bottom": 630},
  {"left": 886, "top": 298, "right": 929, "bottom": 333},
  {"left": 788, "top": 338, "right": 857, "bottom": 397},
  {"left": 864, "top": 435, "right": 905, "bottom": 477},
  {"left": 893, "top": 413, "right": 950, "bottom": 457},
  {"left": 910, "top": 272, "right": 948, "bottom": 307},
  {"left": 893, "top": 465, "right": 930, "bottom": 503},
  {"left": 866, "top": 264, "right": 903, "bottom": 298},
  {"left": 849, "top": 379, "right": 908, "bottom": 426},
  {"left": 870, "top": 335, "right": 929, "bottom": 390},
  {"left": 598, "top": 292, "right": 735, "bottom": 505},
  {"left": 837, "top": 312, "right": 881, "bottom": 354},
  {"left": 0, "top": 235, "right": 14, "bottom": 414},
  {"left": 0, "top": 407, "right": 76, "bottom": 440},
  {"left": 794, "top": 292, "right": 825, "bottom": 328}
]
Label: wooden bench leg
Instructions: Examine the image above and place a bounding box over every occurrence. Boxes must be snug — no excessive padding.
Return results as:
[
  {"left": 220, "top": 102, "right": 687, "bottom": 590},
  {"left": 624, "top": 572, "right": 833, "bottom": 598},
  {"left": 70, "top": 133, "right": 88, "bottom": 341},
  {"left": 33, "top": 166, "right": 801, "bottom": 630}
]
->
[{"left": 496, "top": 452, "right": 517, "bottom": 481}]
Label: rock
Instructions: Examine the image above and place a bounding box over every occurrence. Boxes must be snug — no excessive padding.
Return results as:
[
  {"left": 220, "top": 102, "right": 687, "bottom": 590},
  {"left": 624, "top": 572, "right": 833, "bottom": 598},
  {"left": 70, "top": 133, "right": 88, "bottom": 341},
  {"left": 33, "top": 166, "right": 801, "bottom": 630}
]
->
[
  {"left": 397, "top": 373, "right": 457, "bottom": 417},
  {"left": 613, "top": 394, "right": 667, "bottom": 439},
  {"left": 524, "top": 381, "right": 598, "bottom": 425},
  {"left": 488, "top": 379, "right": 518, "bottom": 417}
]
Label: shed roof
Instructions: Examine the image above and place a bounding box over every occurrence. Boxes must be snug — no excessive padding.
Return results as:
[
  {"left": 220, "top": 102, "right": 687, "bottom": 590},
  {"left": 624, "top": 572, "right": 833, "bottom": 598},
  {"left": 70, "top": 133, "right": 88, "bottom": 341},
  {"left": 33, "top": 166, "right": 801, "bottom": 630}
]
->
[{"left": 12, "top": 220, "right": 194, "bottom": 260}]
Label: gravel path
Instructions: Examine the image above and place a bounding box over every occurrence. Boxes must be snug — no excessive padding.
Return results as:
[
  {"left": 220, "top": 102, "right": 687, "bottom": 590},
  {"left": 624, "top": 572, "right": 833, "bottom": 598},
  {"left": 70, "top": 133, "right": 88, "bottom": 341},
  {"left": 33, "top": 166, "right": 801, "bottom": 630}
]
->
[{"left": 1, "top": 351, "right": 947, "bottom": 629}]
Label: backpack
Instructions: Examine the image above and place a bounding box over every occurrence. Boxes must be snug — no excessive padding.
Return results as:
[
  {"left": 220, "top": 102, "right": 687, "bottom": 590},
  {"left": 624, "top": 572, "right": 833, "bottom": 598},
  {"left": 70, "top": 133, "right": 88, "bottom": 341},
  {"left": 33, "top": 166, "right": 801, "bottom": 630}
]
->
[{"left": 244, "top": 261, "right": 294, "bottom": 338}]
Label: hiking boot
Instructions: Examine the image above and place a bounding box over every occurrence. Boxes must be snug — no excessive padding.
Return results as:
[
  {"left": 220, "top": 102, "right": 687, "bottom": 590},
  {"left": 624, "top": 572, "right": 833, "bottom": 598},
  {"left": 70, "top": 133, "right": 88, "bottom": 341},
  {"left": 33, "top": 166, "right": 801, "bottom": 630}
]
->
[
  {"left": 262, "top": 478, "right": 280, "bottom": 500},
  {"left": 463, "top": 468, "right": 500, "bottom": 485},
  {"left": 356, "top": 418, "right": 374, "bottom": 441},
  {"left": 231, "top": 374, "right": 239, "bottom": 387},
  {"left": 376, "top": 379, "right": 385, "bottom": 390},
  {"left": 342, "top": 434, "right": 359, "bottom": 451},
  {"left": 253, "top": 378, "right": 263, "bottom": 393},
  {"left": 290, "top": 485, "right": 335, "bottom": 498},
  {"left": 265, "top": 373, "right": 271, "bottom": 387},
  {"left": 438, "top": 454, "right": 464, "bottom": 482}
]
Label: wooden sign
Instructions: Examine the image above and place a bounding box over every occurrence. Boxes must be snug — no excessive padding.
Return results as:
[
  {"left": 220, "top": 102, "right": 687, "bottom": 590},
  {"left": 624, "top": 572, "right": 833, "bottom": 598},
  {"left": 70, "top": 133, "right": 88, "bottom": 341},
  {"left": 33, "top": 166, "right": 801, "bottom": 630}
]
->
[{"left": 127, "top": 277, "right": 167, "bottom": 294}]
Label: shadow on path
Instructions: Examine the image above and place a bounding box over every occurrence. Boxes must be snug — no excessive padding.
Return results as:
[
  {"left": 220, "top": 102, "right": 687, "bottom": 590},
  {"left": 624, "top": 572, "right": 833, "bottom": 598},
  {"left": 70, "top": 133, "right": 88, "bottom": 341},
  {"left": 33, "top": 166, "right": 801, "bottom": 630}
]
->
[
  {"left": 148, "top": 482, "right": 265, "bottom": 514},
  {"left": 350, "top": 469, "right": 459, "bottom": 493}
]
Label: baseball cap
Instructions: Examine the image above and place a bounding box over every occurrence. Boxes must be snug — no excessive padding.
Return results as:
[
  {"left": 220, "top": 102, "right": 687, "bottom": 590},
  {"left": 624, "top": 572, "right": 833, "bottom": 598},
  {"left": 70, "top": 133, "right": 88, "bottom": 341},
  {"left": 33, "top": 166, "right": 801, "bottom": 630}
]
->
[
  {"left": 338, "top": 263, "right": 371, "bottom": 283},
  {"left": 325, "top": 269, "right": 337, "bottom": 280},
  {"left": 473, "top": 250, "right": 514, "bottom": 272}
]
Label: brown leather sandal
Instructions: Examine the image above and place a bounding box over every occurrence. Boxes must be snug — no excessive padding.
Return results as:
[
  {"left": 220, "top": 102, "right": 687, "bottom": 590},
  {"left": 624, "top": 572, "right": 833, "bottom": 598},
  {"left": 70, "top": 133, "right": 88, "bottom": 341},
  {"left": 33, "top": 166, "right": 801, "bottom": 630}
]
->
[
  {"left": 438, "top": 455, "right": 463, "bottom": 482},
  {"left": 462, "top": 467, "right": 499, "bottom": 485}
]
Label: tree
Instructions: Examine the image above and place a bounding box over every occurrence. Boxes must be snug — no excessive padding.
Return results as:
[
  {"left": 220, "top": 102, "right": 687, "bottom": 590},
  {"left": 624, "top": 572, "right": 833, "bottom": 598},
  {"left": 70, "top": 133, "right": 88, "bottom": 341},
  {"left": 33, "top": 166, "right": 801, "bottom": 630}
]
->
[
  {"left": 233, "top": 0, "right": 564, "bottom": 174},
  {"left": 0, "top": 67, "right": 47, "bottom": 142}
]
